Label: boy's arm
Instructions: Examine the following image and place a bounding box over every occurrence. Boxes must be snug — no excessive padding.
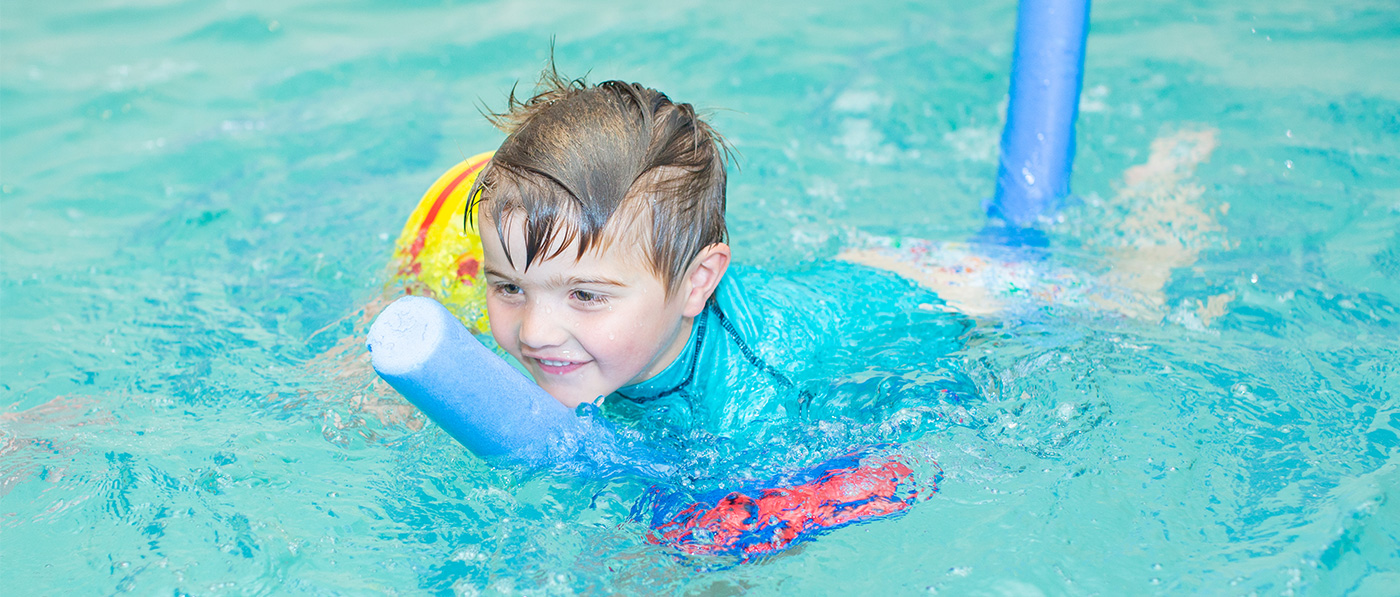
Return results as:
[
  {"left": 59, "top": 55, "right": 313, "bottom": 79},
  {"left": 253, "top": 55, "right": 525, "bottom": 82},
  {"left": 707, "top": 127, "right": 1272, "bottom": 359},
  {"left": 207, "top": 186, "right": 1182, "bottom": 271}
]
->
[
  {"left": 837, "top": 248, "right": 1003, "bottom": 316},
  {"left": 840, "top": 128, "right": 1227, "bottom": 323}
]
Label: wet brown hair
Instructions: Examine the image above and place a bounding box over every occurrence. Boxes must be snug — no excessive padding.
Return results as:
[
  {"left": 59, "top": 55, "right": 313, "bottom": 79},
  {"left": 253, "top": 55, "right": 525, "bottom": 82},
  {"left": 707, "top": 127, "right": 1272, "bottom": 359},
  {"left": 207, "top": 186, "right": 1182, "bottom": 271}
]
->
[{"left": 466, "top": 66, "right": 729, "bottom": 295}]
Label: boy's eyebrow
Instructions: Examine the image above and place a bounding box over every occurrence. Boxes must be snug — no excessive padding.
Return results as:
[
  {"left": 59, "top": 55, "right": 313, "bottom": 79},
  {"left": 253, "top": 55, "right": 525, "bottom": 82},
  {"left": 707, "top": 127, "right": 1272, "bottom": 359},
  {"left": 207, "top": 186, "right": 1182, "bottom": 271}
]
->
[
  {"left": 564, "top": 276, "right": 627, "bottom": 287},
  {"left": 483, "top": 267, "right": 628, "bottom": 288},
  {"left": 483, "top": 266, "right": 516, "bottom": 281}
]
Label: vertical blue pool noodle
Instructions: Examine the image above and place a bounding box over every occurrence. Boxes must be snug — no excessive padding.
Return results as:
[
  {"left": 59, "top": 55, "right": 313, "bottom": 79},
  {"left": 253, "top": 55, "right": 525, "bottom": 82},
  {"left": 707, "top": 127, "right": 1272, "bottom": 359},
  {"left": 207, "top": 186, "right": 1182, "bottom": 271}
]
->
[
  {"left": 988, "top": 0, "right": 1091, "bottom": 233},
  {"left": 367, "top": 295, "right": 669, "bottom": 478}
]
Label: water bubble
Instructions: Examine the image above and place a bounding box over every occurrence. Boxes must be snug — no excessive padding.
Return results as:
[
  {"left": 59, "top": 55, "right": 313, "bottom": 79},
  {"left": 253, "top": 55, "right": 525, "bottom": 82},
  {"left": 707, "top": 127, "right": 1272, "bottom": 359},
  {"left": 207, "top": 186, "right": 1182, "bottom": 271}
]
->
[{"left": 1055, "top": 403, "right": 1076, "bottom": 420}]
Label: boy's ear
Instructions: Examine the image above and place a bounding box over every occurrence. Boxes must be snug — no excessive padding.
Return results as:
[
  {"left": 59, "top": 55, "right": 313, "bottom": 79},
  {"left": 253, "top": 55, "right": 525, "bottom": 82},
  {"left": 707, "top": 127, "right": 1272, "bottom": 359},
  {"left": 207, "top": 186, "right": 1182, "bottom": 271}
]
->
[{"left": 680, "top": 243, "right": 731, "bottom": 317}]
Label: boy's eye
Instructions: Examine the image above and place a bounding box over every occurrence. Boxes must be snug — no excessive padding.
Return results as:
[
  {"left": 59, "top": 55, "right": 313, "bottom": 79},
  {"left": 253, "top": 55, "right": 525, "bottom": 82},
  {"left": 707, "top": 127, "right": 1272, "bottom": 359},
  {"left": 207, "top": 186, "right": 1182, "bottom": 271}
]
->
[
  {"left": 494, "top": 283, "right": 523, "bottom": 296},
  {"left": 571, "top": 289, "right": 606, "bottom": 303}
]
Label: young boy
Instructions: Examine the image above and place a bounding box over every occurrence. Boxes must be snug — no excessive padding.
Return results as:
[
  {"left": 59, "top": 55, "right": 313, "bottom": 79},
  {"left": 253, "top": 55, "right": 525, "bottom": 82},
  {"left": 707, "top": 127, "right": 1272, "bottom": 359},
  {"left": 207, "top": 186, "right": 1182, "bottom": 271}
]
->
[
  {"left": 466, "top": 72, "right": 966, "bottom": 441},
  {"left": 461, "top": 68, "right": 1223, "bottom": 446}
]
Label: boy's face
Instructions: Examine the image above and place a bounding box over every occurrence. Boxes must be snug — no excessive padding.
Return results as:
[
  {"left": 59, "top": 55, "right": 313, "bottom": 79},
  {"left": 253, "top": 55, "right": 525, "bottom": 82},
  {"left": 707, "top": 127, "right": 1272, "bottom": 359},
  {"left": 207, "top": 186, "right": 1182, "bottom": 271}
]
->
[{"left": 479, "top": 212, "right": 698, "bottom": 408}]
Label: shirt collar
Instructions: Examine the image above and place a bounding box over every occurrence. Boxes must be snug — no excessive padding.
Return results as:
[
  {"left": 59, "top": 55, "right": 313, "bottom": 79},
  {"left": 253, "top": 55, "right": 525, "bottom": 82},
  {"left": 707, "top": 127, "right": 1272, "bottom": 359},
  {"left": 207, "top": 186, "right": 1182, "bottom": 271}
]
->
[{"left": 613, "top": 305, "right": 709, "bottom": 402}]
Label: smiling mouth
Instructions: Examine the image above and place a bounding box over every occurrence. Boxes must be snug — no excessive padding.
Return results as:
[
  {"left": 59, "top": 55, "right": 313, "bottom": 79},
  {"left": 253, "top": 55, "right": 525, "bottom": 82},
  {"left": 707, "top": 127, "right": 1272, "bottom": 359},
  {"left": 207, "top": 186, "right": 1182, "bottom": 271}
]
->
[{"left": 533, "top": 358, "right": 586, "bottom": 375}]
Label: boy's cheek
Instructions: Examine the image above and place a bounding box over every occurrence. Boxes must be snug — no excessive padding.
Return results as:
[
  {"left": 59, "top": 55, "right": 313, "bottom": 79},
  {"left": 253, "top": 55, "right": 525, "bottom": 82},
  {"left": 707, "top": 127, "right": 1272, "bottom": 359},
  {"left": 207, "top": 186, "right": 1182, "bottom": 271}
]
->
[
  {"left": 483, "top": 304, "right": 518, "bottom": 354},
  {"left": 489, "top": 327, "right": 513, "bottom": 355}
]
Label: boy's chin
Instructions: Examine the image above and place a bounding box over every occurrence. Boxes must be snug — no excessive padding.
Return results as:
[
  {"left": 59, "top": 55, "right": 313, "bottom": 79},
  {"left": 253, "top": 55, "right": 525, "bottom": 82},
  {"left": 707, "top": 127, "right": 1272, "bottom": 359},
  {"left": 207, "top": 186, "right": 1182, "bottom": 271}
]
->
[{"left": 538, "top": 384, "right": 606, "bottom": 409}]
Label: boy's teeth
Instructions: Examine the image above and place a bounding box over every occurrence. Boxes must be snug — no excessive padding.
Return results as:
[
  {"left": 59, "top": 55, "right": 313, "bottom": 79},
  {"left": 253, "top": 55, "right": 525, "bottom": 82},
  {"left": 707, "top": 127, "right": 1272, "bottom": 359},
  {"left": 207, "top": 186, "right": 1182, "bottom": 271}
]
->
[{"left": 540, "top": 359, "right": 570, "bottom": 367}]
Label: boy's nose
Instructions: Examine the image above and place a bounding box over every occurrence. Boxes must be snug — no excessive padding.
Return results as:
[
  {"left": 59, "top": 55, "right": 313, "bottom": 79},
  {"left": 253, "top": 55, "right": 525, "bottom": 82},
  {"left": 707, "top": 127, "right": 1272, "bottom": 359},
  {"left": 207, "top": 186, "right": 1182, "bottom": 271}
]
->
[{"left": 517, "top": 301, "right": 568, "bottom": 349}]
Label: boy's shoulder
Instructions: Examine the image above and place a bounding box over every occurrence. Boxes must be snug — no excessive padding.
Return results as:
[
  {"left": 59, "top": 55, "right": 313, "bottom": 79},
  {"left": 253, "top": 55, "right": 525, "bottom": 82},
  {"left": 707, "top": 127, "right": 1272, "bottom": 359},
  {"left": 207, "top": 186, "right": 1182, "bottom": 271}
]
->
[
  {"left": 610, "top": 260, "right": 969, "bottom": 435},
  {"left": 719, "top": 261, "right": 953, "bottom": 338}
]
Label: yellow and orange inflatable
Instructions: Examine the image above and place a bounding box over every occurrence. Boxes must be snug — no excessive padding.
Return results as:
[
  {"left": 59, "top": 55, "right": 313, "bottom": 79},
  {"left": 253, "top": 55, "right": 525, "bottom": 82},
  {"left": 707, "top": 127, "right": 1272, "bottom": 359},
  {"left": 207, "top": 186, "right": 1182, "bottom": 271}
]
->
[{"left": 389, "top": 151, "right": 493, "bottom": 333}]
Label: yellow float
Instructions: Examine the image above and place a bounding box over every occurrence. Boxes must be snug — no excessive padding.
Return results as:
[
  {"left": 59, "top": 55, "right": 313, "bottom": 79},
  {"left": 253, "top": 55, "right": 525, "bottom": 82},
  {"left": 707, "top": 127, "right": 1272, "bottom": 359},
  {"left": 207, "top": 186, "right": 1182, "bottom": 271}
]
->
[{"left": 389, "top": 150, "right": 493, "bottom": 333}]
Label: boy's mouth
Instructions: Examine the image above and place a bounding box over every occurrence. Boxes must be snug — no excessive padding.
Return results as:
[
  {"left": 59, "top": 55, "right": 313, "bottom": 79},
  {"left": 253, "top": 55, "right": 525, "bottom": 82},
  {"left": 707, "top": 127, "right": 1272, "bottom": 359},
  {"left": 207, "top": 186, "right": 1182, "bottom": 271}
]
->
[{"left": 532, "top": 357, "right": 587, "bottom": 375}]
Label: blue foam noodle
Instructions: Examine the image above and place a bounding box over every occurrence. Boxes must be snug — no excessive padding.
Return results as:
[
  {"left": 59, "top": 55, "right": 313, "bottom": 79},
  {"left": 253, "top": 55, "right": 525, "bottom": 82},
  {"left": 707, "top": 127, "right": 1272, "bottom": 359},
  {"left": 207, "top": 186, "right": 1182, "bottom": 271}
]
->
[
  {"left": 367, "top": 295, "right": 673, "bottom": 478},
  {"left": 989, "top": 0, "right": 1091, "bottom": 230}
]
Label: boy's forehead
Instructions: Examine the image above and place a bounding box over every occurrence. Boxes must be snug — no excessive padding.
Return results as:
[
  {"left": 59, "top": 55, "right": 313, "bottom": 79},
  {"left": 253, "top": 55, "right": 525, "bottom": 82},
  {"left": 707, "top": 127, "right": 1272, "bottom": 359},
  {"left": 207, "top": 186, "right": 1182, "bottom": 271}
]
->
[{"left": 480, "top": 207, "right": 655, "bottom": 272}]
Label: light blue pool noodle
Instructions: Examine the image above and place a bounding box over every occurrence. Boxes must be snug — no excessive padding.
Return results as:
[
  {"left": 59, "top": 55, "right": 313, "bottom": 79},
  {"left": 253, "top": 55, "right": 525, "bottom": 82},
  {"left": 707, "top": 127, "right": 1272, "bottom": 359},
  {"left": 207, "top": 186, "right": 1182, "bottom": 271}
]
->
[
  {"left": 367, "top": 295, "right": 671, "bottom": 477},
  {"left": 988, "top": 0, "right": 1091, "bottom": 230}
]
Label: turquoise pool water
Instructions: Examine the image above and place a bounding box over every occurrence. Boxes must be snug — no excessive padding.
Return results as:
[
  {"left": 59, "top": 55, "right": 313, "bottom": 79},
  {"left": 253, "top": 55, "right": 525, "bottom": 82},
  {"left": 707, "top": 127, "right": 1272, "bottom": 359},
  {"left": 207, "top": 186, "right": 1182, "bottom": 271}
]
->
[{"left": 4, "top": 0, "right": 1398, "bottom": 593}]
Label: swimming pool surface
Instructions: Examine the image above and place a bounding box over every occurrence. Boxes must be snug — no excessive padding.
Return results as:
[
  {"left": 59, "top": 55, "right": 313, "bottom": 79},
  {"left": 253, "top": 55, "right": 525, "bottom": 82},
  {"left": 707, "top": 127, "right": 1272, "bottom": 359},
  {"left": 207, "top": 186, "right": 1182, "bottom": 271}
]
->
[{"left": 3, "top": 0, "right": 1398, "bottom": 593}]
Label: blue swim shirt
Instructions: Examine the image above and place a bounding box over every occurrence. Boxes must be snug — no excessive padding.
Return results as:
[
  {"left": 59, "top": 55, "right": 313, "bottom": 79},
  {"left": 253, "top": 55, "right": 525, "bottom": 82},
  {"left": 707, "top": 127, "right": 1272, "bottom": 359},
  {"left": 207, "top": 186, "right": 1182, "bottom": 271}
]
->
[{"left": 608, "top": 262, "right": 976, "bottom": 457}]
